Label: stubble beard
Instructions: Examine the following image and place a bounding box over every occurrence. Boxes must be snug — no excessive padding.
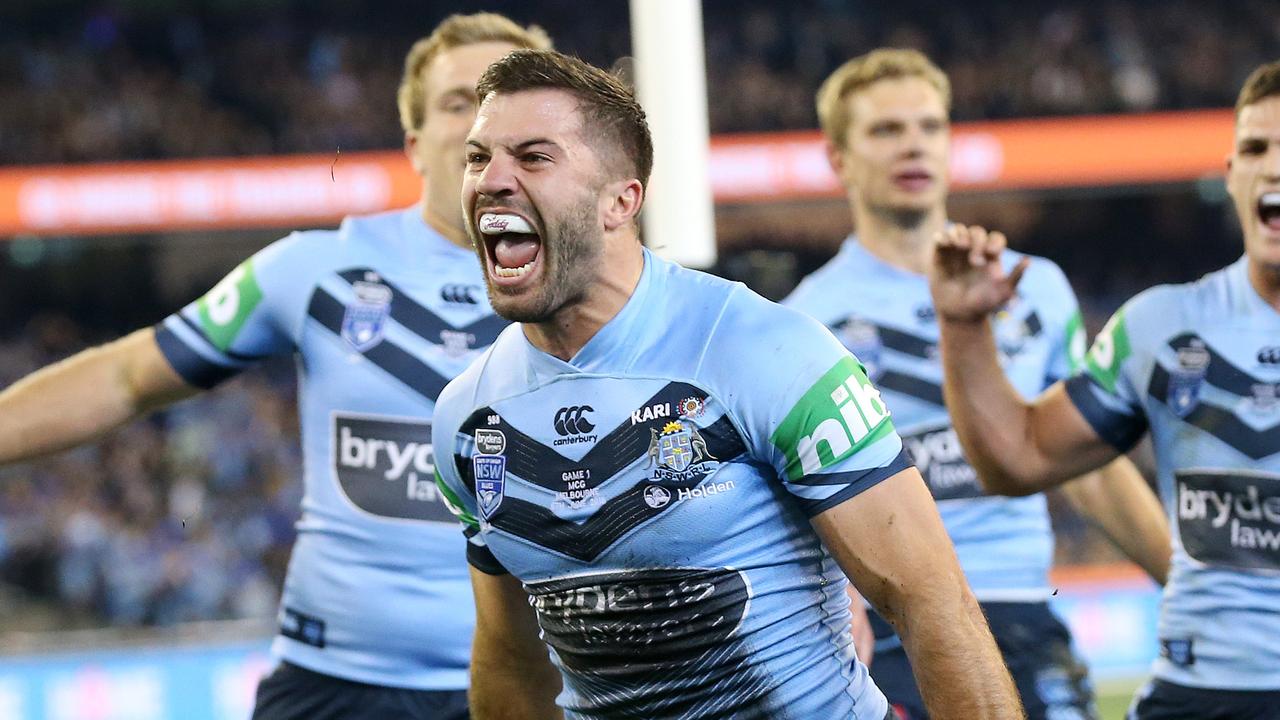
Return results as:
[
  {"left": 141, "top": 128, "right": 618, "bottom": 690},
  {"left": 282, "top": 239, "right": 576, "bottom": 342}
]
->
[{"left": 482, "top": 198, "right": 603, "bottom": 324}]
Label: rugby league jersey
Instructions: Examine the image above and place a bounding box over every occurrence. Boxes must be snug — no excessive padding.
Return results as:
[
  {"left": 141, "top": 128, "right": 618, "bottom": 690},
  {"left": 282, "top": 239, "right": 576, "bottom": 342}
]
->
[
  {"left": 433, "top": 249, "right": 911, "bottom": 719},
  {"left": 1065, "top": 256, "right": 1280, "bottom": 690},
  {"left": 155, "top": 207, "right": 504, "bottom": 689},
  {"left": 785, "top": 236, "right": 1086, "bottom": 600}
]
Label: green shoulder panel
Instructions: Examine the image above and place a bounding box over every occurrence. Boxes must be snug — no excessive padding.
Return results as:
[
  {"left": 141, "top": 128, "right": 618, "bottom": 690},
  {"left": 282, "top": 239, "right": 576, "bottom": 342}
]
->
[
  {"left": 1084, "top": 309, "right": 1132, "bottom": 395},
  {"left": 197, "top": 259, "right": 264, "bottom": 352},
  {"left": 770, "top": 355, "right": 895, "bottom": 482},
  {"left": 1065, "top": 310, "right": 1087, "bottom": 373},
  {"left": 434, "top": 467, "right": 479, "bottom": 531}
]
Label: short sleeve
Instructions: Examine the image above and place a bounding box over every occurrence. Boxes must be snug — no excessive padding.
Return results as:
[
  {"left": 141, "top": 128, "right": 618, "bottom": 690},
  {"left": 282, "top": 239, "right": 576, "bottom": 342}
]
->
[
  {"left": 154, "top": 236, "right": 304, "bottom": 388},
  {"left": 1063, "top": 302, "right": 1149, "bottom": 453},
  {"left": 431, "top": 378, "right": 510, "bottom": 575},
  {"left": 708, "top": 294, "right": 912, "bottom": 517}
]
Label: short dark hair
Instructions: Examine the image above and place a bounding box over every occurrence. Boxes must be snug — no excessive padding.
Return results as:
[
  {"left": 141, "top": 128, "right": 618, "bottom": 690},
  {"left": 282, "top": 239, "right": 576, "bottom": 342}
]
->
[
  {"left": 476, "top": 49, "right": 653, "bottom": 189},
  {"left": 1237, "top": 60, "right": 1280, "bottom": 116}
]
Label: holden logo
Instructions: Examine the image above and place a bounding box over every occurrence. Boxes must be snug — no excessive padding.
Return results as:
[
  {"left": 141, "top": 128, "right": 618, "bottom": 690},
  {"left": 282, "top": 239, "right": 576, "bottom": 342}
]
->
[
  {"left": 554, "top": 406, "right": 596, "bottom": 436},
  {"left": 643, "top": 485, "right": 671, "bottom": 508},
  {"left": 1259, "top": 346, "right": 1280, "bottom": 365}
]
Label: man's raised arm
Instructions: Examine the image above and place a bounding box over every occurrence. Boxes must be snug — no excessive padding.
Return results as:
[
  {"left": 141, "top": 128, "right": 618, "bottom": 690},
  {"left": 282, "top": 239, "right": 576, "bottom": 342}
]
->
[{"left": 927, "top": 224, "right": 1121, "bottom": 493}]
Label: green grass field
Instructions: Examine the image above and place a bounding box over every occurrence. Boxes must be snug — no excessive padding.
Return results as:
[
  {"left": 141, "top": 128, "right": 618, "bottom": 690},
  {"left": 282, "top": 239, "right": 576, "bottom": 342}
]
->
[{"left": 1096, "top": 678, "right": 1142, "bottom": 719}]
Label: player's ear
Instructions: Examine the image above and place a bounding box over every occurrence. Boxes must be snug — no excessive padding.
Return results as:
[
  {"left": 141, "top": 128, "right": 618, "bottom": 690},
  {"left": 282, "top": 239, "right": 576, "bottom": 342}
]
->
[
  {"left": 602, "top": 178, "right": 644, "bottom": 231},
  {"left": 825, "top": 139, "right": 845, "bottom": 177},
  {"left": 404, "top": 131, "right": 425, "bottom": 175}
]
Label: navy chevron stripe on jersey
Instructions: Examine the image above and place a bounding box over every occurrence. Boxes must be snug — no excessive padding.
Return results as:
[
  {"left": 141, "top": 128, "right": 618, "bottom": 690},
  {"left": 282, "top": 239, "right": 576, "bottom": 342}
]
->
[
  {"left": 307, "top": 286, "right": 452, "bottom": 401},
  {"left": 876, "top": 370, "right": 945, "bottom": 407},
  {"left": 456, "top": 413, "right": 748, "bottom": 562},
  {"left": 338, "top": 268, "right": 508, "bottom": 346},
  {"left": 1168, "top": 333, "right": 1279, "bottom": 398},
  {"left": 1148, "top": 365, "right": 1280, "bottom": 459},
  {"left": 464, "top": 383, "right": 710, "bottom": 492}
]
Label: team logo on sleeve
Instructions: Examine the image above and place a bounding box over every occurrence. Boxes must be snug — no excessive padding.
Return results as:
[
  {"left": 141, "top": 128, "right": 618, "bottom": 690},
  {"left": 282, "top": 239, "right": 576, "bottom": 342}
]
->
[
  {"left": 341, "top": 279, "right": 393, "bottom": 352},
  {"left": 771, "top": 356, "right": 893, "bottom": 482},
  {"left": 472, "top": 429, "right": 507, "bottom": 520},
  {"left": 1168, "top": 342, "right": 1210, "bottom": 417},
  {"left": 647, "top": 421, "right": 716, "bottom": 480}
]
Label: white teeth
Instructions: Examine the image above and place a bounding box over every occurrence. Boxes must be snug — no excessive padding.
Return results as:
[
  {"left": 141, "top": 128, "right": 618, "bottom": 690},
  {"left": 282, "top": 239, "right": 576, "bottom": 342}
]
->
[
  {"left": 1261, "top": 192, "right": 1280, "bottom": 208},
  {"left": 494, "top": 261, "right": 534, "bottom": 278},
  {"left": 479, "top": 213, "right": 534, "bottom": 235}
]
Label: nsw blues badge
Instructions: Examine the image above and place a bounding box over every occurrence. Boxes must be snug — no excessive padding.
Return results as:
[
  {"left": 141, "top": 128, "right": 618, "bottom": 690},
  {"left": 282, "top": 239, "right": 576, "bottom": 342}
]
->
[
  {"left": 472, "top": 429, "right": 507, "bottom": 520},
  {"left": 1169, "top": 342, "right": 1210, "bottom": 418},
  {"left": 341, "top": 279, "right": 393, "bottom": 352}
]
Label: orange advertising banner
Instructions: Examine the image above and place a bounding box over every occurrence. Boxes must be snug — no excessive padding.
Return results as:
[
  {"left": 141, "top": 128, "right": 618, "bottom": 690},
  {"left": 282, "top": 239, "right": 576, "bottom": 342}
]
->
[{"left": 0, "top": 109, "right": 1234, "bottom": 237}]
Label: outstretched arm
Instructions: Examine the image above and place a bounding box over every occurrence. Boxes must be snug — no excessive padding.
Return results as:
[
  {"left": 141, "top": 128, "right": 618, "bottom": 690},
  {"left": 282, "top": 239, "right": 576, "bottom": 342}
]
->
[
  {"left": 928, "top": 225, "right": 1122, "bottom": 492},
  {"left": 0, "top": 327, "right": 198, "bottom": 464},
  {"left": 813, "top": 468, "right": 1024, "bottom": 720}
]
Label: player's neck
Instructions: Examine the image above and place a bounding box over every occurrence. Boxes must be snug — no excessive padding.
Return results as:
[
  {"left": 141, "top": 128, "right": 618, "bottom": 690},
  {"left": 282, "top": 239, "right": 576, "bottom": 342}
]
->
[
  {"left": 854, "top": 206, "right": 947, "bottom": 276},
  {"left": 523, "top": 240, "right": 646, "bottom": 361},
  {"left": 421, "top": 202, "right": 472, "bottom": 251},
  {"left": 1246, "top": 255, "right": 1280, "bottom": 312}
]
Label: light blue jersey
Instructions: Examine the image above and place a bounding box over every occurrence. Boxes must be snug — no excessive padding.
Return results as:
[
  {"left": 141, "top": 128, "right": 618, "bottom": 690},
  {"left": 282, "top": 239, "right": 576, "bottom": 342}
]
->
[
  {"left": 785, "top": 237, "right": 1085, "bottom": 600},
  {"left": 1065, "top": 257, "right": 1280, "bottom": 690},
  {"left": 433, "top": 250, "right": 910, "bottom": 720},
  {"left": 155, "top": 207, "right": 505, "bottom": 690}
]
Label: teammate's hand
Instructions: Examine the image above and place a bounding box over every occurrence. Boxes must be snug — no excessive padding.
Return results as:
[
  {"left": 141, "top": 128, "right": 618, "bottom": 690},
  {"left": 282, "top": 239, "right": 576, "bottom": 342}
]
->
[{"left": 928, "top": 224, "right": 1029, "bottom": 323}]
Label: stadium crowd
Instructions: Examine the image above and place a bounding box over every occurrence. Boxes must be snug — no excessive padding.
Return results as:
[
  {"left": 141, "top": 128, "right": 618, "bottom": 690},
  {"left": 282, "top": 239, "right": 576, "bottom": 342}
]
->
[{"left": 1, "top": 0, "right": 1278, "bottom": 163}]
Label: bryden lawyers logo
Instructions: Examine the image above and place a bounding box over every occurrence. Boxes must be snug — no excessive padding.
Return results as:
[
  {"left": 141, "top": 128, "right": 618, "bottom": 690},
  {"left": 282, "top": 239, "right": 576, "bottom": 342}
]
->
[
  {"left": 553, "top": 406, "right": 597, "bottom": 446},
  {"left": 472, "top": 429, "right": 507, "bottom": 520}
]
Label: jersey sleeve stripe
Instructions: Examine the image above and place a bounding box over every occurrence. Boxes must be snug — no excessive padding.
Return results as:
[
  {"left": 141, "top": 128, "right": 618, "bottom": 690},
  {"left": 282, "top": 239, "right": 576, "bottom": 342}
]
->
[
  {"left": 1063, "top": 374, "right": 1148, "bottom": 453},
  {"left": 793, "top": 448, "right": 912, "bottom": 517},
  {"left": 173, "top": 313, "right": 271, "bottom": 363},
  {"left": 153, "top": 320, "right": 243, "bottom": 389}
]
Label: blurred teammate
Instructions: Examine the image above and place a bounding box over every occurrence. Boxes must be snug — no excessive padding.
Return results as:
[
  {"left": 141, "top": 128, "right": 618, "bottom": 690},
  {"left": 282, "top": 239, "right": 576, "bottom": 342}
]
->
[
  {"left": 432, "top": 49, "right": 1022, "bottom": 720},
  {"left": 928, "top": 60, "right": 1280, "bottom": 720},
  {"left": 784, "top": 48, "right": 1170, "bottom": 720},
  {"left": 0, "top": 13, "right": 550, "bottom": 720}
]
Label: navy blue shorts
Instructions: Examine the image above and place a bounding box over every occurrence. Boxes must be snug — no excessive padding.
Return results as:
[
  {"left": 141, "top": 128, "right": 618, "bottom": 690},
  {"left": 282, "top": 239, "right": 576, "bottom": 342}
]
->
[
  {"left": 870, "top": 601, "right": 1096, "bottom": 720},
  {"left": 1127, "top": 678, "right": 1280, "bottom": 720},
  {"left": 251, "top": 662, "right": 469, "bottom": 720}
]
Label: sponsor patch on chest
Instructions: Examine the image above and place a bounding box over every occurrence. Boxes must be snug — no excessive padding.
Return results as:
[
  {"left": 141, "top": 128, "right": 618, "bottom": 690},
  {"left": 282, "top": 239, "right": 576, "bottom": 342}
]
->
[
  {"left": 1176, "top": 470, "right": 1280, "bottom": 571},
  {"left": 332, "top": 413, "right": 454, "bottom": 522}
]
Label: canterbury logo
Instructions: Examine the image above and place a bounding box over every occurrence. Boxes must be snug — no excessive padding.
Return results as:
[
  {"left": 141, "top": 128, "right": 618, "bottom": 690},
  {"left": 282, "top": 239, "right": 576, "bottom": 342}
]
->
[
  {"left": 1259, "top": 347, "right": 1280, "bottom": 365},
  {"left": 554, "top": 406, "right": 596, "bottom": 436},
  {"left": 440, "top": 284, "right": 481, "bottom": 305}
]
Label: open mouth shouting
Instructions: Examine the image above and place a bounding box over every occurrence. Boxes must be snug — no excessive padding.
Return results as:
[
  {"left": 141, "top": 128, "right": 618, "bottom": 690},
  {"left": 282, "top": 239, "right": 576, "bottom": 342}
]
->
[
  {"left": 478, "top": 211, "right": 543, "bottom": 287},
  {"left": 1258, "top": 192, "right": 1280, "bottom": 235}
]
